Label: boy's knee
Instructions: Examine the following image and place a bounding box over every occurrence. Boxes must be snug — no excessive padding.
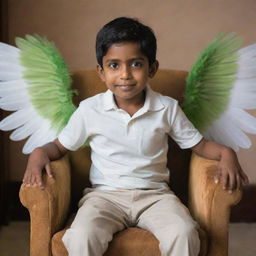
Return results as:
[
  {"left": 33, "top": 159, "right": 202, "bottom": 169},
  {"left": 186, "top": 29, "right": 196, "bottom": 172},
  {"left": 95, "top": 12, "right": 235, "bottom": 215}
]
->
[
  {"left": 63, "top": 226, "right": 100, "bottom": 244},
  {"left": 178, "top": 222, "right": 199, "bottom": 239},
  {"left": 159, "top": 223, "right": 200, "bottom": 255},
  {"left": 160, "top": 221, "right": 199, "bottom": 247},
  {"left": 63, "top": 227, "right": 109, "bottom": 255}
]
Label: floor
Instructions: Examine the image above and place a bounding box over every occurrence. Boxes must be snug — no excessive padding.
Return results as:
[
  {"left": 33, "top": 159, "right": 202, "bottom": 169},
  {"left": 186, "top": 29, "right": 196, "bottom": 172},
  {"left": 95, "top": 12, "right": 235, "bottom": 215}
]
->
[
  {"left": 0, "top": 222, "right": 29, "bottom": 256},
  {"left": 0, "top": 222, "right": 255, "bottom": 256},
  {"left": 229, "top": 223, "right": 256, "bottom": 256}
]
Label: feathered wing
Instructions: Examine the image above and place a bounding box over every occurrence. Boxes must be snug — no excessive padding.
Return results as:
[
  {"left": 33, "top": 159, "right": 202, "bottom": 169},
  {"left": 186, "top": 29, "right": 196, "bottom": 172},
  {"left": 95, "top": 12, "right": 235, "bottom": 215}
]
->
[
  {"left": 182, "top": 33, "right": 256, "bottom": 151},
  {"left": 0, "top": 35, "right": 77, "bottom": 154}
]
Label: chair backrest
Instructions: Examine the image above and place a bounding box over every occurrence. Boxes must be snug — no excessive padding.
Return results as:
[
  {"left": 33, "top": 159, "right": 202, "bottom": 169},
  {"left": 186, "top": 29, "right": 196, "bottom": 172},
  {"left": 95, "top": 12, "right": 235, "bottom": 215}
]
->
[{"left": 69, "top": 69, "right": 192, "bottom": 210}]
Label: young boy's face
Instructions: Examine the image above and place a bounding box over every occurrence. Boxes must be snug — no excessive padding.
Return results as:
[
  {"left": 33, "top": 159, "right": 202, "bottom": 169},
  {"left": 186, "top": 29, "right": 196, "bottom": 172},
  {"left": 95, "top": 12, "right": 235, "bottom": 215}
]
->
[{"left": 97, "top": 42, "right": 158, "bottom": 106}]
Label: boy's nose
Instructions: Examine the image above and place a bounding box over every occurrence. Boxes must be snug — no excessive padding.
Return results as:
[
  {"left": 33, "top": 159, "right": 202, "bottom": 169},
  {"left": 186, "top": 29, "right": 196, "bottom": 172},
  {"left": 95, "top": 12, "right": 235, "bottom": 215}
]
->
[{"left": 120, "top": 65, "right": 132, "bottom": 80}]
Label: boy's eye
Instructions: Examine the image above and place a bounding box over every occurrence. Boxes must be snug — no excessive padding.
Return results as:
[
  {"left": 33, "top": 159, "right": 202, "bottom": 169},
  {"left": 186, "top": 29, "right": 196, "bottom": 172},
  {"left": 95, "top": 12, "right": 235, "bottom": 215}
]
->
[
  {"left": 131, "top": 61, "right": 143, "bottom": 68},
  {"left": 108, "top": 63, "right": 119, "bottom": 69}
]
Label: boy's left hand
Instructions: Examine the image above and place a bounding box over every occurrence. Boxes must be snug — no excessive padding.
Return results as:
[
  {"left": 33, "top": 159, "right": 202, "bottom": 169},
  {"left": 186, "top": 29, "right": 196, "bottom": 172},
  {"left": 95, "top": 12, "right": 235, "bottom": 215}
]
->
[
  {"left": 192, "top": 139, "right": 249, "bottom": 193},
  {"left": 215, "top": 148, "right": 249, "bottom": 193}
]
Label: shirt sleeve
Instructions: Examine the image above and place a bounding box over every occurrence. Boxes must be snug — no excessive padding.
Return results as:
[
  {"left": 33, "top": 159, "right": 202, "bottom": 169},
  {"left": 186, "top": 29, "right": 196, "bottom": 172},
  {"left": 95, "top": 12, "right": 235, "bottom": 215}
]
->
[
  {"left": 168, "top": 104, "right": 203, "bottom": 149},
  {"left": 58, "top": 106, "right": 88, "bottom": 151}
]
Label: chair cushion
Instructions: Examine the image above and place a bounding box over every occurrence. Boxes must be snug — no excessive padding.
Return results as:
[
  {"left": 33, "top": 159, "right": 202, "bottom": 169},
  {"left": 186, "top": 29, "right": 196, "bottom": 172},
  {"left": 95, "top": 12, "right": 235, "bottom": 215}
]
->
[
  {"left": 52, "top": 227, "right": 161, "bottom": 256},
  {"left": 52, "top": 225, "right": 207, "bottom": 256}
]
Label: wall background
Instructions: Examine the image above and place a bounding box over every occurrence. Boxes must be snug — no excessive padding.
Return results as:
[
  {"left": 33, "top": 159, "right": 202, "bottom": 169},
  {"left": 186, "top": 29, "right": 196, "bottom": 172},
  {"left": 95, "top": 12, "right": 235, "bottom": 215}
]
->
[{"left": 5, "top": 0, "right": 256, "bottom": 183}]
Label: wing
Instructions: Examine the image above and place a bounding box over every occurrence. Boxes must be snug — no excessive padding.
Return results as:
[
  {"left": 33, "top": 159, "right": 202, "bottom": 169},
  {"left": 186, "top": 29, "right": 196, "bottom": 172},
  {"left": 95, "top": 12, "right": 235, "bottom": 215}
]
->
[
  {"left": 182, "top": 33, "right": 256, "bottom": 151},
  {"left": 0, "top": 35, "right": 77, "bottom": 154}
]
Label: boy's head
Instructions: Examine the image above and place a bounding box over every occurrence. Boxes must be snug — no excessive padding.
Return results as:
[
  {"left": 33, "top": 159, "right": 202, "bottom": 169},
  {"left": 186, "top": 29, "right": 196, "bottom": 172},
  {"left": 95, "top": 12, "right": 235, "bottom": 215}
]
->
[
  {"left": 96, "top": 17, "right": 157, "bottom": 67},
  {"left": 96, "top": 17, "right": 159, "bottom": 107}
]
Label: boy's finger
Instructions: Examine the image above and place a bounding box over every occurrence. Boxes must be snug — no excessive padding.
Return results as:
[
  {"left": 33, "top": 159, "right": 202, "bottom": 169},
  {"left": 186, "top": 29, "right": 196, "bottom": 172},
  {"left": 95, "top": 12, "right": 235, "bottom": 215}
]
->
[
  {"left": 25, "top": 173, "right": 32, "bottom": 186},
  {"left": 236, "top": 174, "right": 241, "bottom": 190},
  {"left": 45, "top": 163, "right": 53, "bottom": 178},
  {"left": 228, "top": 174, "right": 236, "bottom": 193},
  {"left": 30, "top": 176, "right": 36, "bottom": 186},
  {"left": 35, "top": 175, "right": 44, "bottom": 189},
  {"left": 23, "top": 172, "right": 28, "bottom": 184},
  {"left": 221, "top": 172, "right": 228, "bottom": 190}
]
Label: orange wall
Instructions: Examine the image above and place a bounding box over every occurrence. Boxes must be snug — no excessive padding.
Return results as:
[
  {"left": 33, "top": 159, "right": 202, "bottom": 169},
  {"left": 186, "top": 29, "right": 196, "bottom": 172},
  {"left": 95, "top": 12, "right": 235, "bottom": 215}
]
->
[{"left": 6, "top": 0, "right": 256, "bottom": 183}]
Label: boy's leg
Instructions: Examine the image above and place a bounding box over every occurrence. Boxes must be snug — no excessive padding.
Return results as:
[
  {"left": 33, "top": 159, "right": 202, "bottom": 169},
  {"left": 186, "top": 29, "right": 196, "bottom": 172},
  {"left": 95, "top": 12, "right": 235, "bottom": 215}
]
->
[
  {"left": 62, "top": 190, "right": 128, "bottom": 256},
  {"left": 136, "top": 191, "right": 200, "bottom": 256}
]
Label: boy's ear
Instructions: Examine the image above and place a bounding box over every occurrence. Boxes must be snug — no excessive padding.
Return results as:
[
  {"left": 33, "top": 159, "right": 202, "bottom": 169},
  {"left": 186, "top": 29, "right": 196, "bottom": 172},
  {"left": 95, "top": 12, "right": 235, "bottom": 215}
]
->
[
  {"left": 97, "top": 64, "right": 106, "bottom": 82},
  {"left": 148, "top": 60, "right": 159, "bottom": 78}
]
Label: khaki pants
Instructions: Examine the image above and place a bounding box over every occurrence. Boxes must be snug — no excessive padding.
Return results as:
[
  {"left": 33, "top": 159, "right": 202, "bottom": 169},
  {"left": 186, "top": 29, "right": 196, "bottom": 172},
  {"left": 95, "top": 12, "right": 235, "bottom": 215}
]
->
[{"left": 62, "top": 188, "right": 200, "bottom": 256}]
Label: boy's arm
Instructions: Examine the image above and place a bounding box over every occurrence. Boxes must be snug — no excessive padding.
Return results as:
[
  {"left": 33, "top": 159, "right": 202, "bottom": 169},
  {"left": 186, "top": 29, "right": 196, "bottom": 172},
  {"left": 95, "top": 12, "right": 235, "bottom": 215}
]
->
[
  {"left": 191, "top": 138, "right": 249, "bottom": 193},
  {"left": 22, "top": 139, "right": 69, "bottom": 189}
]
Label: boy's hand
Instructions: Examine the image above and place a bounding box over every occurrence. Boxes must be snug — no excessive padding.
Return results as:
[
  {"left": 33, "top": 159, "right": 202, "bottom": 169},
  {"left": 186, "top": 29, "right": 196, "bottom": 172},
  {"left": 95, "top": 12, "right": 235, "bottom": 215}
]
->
[
  {"left": 214, "top": 148, "right": 249, "bottom": 193},
  {"left": 23, "top": 147, "right": 53, "bottom": 189},
  {"left": 192, "top": 139, "right": 249, "bottom": 193}
]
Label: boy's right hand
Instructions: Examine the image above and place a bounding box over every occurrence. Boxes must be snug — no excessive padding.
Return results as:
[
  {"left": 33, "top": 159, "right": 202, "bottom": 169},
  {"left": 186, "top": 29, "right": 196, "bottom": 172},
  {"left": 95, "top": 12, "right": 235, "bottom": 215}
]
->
[{"left": 23, "top": 147, "right": 53, "bottom": 189}]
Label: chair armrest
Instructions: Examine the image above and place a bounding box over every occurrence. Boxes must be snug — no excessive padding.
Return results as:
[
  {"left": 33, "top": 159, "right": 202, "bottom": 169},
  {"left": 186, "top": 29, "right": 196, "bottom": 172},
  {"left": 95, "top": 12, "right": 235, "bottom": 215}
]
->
[
  {"left": 19, "top": 155, "right": 71, "bottom": 256},
  {"left": 188, "top": 153, "right": 242, "bottom": 256}
]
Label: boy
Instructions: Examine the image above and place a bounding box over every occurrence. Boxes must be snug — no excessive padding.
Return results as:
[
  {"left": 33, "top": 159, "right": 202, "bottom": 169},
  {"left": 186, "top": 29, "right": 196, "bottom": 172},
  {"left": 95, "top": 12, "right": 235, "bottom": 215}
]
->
[{"left": 23, "top": 17, "right": 249, "bottom": 256}]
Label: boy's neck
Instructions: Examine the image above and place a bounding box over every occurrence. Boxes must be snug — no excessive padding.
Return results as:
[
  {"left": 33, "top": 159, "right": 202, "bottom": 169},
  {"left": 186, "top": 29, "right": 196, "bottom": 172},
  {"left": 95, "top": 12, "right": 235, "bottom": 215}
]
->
[{"left": 114, "top": 90, "right": 146, "bottom": 117}]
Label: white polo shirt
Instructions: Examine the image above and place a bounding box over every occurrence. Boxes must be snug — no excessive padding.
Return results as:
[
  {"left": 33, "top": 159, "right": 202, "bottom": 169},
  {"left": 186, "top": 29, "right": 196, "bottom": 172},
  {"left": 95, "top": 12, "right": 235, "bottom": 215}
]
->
[{"left": 58, "top": 86, "right": 203, "bottom": 190}]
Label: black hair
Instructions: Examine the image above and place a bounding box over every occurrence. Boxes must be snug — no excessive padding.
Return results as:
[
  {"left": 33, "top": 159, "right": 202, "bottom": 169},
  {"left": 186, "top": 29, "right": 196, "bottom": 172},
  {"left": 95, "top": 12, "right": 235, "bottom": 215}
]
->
[{"left": 96, "top": 17, "right": 157, "bottom": 67}]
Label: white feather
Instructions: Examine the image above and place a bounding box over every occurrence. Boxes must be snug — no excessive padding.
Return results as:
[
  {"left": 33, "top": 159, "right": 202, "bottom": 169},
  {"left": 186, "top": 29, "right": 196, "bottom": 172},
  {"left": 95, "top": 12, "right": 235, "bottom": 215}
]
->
[
  {"left": 0, "top": 87, "right": 28, "bottom": 98},
  {"left": 0, "top": 107, "right": 35, "bottom": 131},
  {"left": 22, "top": 122, "right": 57, "bottom": 154},
  {"left": 238, "top": 57, "right": 256, "bottom": 67},
  {"left": 205, "top": 111, "right": 251, "bottom": 151},
  {"left": 230, "top": 91, "right": 256, "bottom": 109},
  {"left": 0, "top": 62, "right": 25, "bottom": 74},
  {"left": 238, "top": 55, "right": 256, "bottom": 65},
  {"left": 10, "top": 115, "right": 43, "bottom": 141},
  {"left": 204, "top": 123, "right": 239, "bottom": 151},
  {"left": 228, "top": 108, "right": 256, "bottom": 134},
  {"left": 0, "top": 40, "right": 63, "bottom": 155},
  {"left": 0, "top": 91, "right": 30, "bottom": 111},
  {"left": 237, "top": 66, "right": 256, "bottom": 79},
  {"left": 0, "top": 54, "right": 21, "bottom": 66},
  {"left": 0, "top": 79, "right": 28, "bottom": 95},
  {"left": 0, "top": 71, "right": 23, "bottom": 81},
  {"left": 0, "top": 42, "right": 20, "bottom": 55},
  {"left": 230, "top": 57, "right": 256, "bottom": 109},
  {"left": 221, "top": 119, "right": 251, "bottom": 149},
  {"left": 205, "top": 42, "right": 256, "bottom": 151},
  {"left": 238, "top": 43, "right": 256, "bottom": 57},
  {"left": 232, "top": 79, "right": 256, "bottom": 93}
]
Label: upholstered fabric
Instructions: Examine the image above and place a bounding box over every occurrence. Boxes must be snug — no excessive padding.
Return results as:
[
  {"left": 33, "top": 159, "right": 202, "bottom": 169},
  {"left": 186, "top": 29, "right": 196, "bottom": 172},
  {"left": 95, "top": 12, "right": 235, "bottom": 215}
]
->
[
  {"left": 19, "top": 69, "right": 242, "bottom": 256},
  {"left": 51, "top": 226, "right": 208, "bottom": 256}
]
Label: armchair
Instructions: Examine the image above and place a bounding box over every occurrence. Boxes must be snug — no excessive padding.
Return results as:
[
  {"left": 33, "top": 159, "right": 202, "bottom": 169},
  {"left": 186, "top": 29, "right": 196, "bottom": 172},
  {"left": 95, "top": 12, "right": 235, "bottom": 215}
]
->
[{"left": 19, "top": 69, "right": 242, "bottom": 256}]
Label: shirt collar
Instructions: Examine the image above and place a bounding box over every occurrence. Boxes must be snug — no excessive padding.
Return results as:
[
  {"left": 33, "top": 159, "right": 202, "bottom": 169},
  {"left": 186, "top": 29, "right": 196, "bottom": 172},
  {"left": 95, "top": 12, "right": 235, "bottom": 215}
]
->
[
  {"left": 102, "top": 85, "right": 164, "bottom": 112},
  {"left": 144, "top": 85, "right": 164, "bottom": 112},
  {"left": 102, "top": 89, "right": 118, "bottom": 111}
]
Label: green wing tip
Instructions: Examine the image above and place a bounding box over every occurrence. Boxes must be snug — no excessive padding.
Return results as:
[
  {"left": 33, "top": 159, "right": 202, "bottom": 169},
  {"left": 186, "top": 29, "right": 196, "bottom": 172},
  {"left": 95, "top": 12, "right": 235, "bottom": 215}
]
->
[
  {"left": 182, "top": 32, "right": 242, "bottom": 132},
  {"left": 16, "top": 34, "right": 77, "bottom": 132}
]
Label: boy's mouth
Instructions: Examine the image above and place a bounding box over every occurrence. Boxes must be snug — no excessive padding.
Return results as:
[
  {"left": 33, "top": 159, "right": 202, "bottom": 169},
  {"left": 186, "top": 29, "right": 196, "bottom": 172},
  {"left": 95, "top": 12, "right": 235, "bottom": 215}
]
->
[{"left": 116, "top": 84, "right": 136, "bottom": 91}]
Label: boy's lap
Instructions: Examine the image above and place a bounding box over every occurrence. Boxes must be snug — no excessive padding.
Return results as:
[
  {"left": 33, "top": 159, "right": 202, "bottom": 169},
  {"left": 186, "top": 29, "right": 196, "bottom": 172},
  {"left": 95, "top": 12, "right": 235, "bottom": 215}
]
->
[
  {"left": 73, "top": 195, "right": 128, "bottom": 228},
  {"left": 137, "top": 195, "right": 198, "bottom": 235},
  {"left": 76, "top": 188, "right": 196, "bottom": 231}
]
